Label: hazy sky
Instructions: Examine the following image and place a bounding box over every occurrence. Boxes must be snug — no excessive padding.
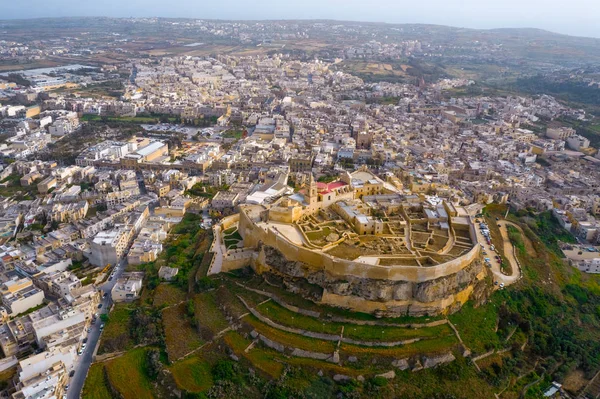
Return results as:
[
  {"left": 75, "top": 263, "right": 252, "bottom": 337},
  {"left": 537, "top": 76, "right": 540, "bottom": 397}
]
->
[{"left": 3, "top": 0, "right": 600, "bottom": 38}]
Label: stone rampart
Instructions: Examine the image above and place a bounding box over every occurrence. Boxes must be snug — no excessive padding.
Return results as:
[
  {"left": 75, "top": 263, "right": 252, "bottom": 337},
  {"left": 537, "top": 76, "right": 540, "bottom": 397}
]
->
[{"left": 233, "top": 205, "right": 488, "bottom": 317}]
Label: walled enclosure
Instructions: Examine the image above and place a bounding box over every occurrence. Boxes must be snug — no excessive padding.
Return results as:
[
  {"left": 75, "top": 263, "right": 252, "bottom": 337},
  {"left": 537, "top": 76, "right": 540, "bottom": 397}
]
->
[{"left": 217, "top": 204, "right": 488, "bottom": 317}]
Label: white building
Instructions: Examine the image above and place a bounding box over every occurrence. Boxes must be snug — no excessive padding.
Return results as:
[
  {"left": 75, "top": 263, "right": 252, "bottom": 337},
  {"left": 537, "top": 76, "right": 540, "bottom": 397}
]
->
[
  {"left": 111, "top": 272, "right": 144, "bottom": 302},
  {"left": 13, "top": 351, "right": 69, "bottom": 399},
  {"left": 88, "top": 228, "right": 131, "bottom": 267},
  {"left": 0, "top": 276, "right": 45, "bottom": 316},
  {"left": 577, "top": 258, "right": 600, "bottom": 274},
  {"left": 566, "top": 135, "right": 591, "bottom": 151},
  {"left": 546, "top": 127, "right": 575, "bottom": 140},
  {"left": 30, "top": 306, "right": 86, "bottom": 348}
]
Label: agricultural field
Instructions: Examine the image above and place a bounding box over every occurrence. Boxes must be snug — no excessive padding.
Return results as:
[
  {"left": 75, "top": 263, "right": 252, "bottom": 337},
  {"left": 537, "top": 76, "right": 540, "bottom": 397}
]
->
[
  {"left": 162, "top": 302, "right": 204, "bottom": 361},
  {"left": 168, "top": 355, "right": 213, "bottom": 394},
  {"left": 104, "top": 348, "right": 155, "bottom": 399},
  {"left": 83, "top": 203, "right": 600, "bottom": 399},
  {"left": 81, "top": 364, "right": 113, "bottom": 399},
  {"left": 152, "top": 283, "right": 187, "bottom": 308},
  {"left": 97, "top": 303, "right": 135, "bottom": 354}
]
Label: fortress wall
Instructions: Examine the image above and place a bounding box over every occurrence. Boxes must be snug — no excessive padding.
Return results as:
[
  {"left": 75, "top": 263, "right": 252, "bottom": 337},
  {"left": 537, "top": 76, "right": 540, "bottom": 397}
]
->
[
  {"left": 238, "top": 206, "right": 481, "bottom": 283},
  {"left": 220, "top": 213, "right": 240, "bottom": 231},
  {"left": 469, "top": 220, "right": 478, "bottom": 244},
  {"left": 233, "top": 206, "right": 488, "bottom": 317},
  {"left": 258, "top": 225, "right": 480, "bottom": 283},
  {"left": 440, "top": 231, "right": 454, "bottom": 254},
  {"left": 221, "top": 249, "right": 254, "bottom": 272}
]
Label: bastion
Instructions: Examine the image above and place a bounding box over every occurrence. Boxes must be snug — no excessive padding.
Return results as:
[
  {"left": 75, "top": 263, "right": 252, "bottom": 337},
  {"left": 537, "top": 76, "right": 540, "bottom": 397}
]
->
[{"left": 211, "top": 172, "right": 488, "bottom": 317}]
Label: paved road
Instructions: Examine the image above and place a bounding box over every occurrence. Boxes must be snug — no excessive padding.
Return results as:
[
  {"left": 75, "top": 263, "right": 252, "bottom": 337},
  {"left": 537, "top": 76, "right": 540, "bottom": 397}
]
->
[
  {"left": 67, "top": 258, "right": 128, "bottom": 399},
  {"left": 472, "top": 218, "right": 521, "bottom": 287},
  {"left": 496, "top": 220, "right": 522, "bottom": 285}
]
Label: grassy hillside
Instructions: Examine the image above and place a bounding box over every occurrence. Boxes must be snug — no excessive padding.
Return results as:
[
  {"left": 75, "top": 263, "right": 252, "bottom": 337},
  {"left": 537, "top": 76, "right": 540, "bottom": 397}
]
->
[{"left": 83, "top": 206, "right": 600, "bottom": 399}]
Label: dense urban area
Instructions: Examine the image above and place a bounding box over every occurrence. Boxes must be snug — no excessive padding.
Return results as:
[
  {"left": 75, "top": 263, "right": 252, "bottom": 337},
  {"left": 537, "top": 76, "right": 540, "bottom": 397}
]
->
[{"left": 0, "top": 16, "right": 599, "bottom": 399}]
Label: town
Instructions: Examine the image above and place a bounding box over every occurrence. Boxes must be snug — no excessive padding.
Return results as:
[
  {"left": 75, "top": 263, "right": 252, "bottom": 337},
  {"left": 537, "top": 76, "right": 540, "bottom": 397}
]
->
[{"left": 0, "top": 17, "right": 599, "bottom": 399}]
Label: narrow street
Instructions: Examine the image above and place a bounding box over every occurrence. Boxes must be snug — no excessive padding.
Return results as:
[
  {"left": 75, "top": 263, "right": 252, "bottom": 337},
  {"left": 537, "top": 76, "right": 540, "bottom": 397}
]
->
[{"left": 67, "top": 258, "right": 128, "bottom": 399}]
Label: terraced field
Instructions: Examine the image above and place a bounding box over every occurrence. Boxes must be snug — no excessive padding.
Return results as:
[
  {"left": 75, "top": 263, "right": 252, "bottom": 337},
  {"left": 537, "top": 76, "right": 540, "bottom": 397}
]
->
[{"left": 87, "top": 267, "right": 493, "bottom": 399}]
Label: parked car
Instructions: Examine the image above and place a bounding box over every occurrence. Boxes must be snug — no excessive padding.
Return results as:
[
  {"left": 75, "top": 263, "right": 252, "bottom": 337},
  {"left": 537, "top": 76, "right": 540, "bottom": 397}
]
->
[{"left": 69, "top": 370, "right": 75, "bottom": 377}]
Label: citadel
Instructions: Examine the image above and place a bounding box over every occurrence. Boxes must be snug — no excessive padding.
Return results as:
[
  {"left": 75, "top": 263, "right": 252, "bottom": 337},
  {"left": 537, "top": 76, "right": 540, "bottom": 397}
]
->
[{"left": 211, "top": 167, "right": 486, "bottom": 317}]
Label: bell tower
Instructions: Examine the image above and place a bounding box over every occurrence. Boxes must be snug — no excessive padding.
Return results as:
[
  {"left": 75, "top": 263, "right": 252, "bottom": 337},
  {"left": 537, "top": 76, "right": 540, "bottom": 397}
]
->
[{"left": 307, "top": 173, "right": 318, "bottom": 207}]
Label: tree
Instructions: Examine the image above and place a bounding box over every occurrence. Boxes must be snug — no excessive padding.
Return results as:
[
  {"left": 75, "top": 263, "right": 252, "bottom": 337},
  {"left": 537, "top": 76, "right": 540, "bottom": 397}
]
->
[
  {"left": 146, "top": 348, "right": 162, "bottom": 380},
  {"left": 211, "top": 360, "right": 236, "bottom": 382}
]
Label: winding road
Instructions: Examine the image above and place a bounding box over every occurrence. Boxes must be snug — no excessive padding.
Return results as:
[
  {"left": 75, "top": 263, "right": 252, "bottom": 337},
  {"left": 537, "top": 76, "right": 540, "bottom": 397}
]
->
[
  {"left": 470, "top": 209, "right": 522, "bottom": 287},
  {"left": 495, "top": 220, "right": 522, "bottom": 286}
]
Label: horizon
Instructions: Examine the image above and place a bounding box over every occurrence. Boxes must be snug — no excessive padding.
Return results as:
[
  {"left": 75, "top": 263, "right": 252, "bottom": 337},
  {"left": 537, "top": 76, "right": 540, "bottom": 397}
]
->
[
  {"left": 1, "top": 15, "right": 598, "bottom": 41},
  {"left": 2, "top": 0, "right": 600, "bottom": 39}
]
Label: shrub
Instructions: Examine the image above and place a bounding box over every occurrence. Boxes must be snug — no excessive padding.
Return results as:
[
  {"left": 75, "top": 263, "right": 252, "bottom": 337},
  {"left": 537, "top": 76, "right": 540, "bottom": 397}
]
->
[{"left": 211, "top": 360, "right": 236, "bottom": 382}]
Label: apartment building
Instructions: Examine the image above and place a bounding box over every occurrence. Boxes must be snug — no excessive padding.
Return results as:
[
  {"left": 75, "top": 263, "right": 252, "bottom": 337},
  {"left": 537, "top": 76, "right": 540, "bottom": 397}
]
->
[
  {"left": 88, "top": 227, "right": 131, "bottom": 267},
  {"left": 546, "top": 127, "right": 575, "bottom": 140},
  {"left": 0, "top": 276, "right": 45, "bottom": 316}
]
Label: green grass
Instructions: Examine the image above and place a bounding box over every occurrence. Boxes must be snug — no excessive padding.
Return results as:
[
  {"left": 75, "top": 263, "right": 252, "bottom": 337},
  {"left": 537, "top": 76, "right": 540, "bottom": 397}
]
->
[
  {"left": 223, "top": 226, "right": 237, "bottom": 235},
  {"left": 256, "top": 300, "right": 341, "bottom": 335},
  {"left": 223, "top": 331, "right": 284, "bottom": 378},
  {"left": 527, "top": 211, "right": 576, "bottom": 257},
  {"left": 244, "top": 314, "right": 336, "bottom": 353},
  {"left": 340, "top": 334, "right": 458, "bottom": 358},
  {"left": 507, "top": 225, "right": 525, "bottom": 253},
  {"left": 448, "top": 302, "right": 501, "bottom": 354},
  {"left": 194, "top": 291, "right": 230, "bottom": 333},
  {"left": 163, "top": 303, "right": 204, "bottom": 361},
  {"left": 224, "top": 239, "right": 241, "bottom": 249},
  {"left": 223, "top": 230, "right": 242, "bottom": 241},
  {"left": 255, "top": 300, "right": 450, "bottom": 342},
  {"left": 305, "top": 227, "right": 332, "bottom": 242},
  {"left": 0, "top": 174, "right": 37, "bottom": 199},
  {"left": 98, "top": 303, "right": 134, "bottom": 354},
  {"left": 81, "top": 363, "right": 113, "bottom": 399},
  {"left": 237, "top": 278, "right": 443, "bottom": 325},
  {"left": 105, "top": 348, "right": 155, "bottom": 399},
  {"left": 223, "top": 229, "right": 243, "bottom": 249},
  {"left": 169, "top": 355, "right": 213, "bottom": 393},
  {"left": 152, "top": 284, "right": 187, "bottom": 308},
  {"left": 221, "top": 129, "right": 243, "bottom": 139},
  {"left": 392, "top": 356, "right": 498, "bottom": 398},
  {"left": 136, "top": 213, "right": 207, "bottom": 290}
]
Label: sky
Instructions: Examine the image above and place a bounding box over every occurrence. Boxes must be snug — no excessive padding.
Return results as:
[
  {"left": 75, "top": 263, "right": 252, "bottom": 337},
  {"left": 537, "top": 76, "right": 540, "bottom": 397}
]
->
[{"left": 3, "top": 0, "right": 600, "bottom": 39}]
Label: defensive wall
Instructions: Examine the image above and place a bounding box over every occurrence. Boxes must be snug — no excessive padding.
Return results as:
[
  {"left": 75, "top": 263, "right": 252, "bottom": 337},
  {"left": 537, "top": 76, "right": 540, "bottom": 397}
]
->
[{"left": 215, "top": 204, "right": 488, "bottom": 317}]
